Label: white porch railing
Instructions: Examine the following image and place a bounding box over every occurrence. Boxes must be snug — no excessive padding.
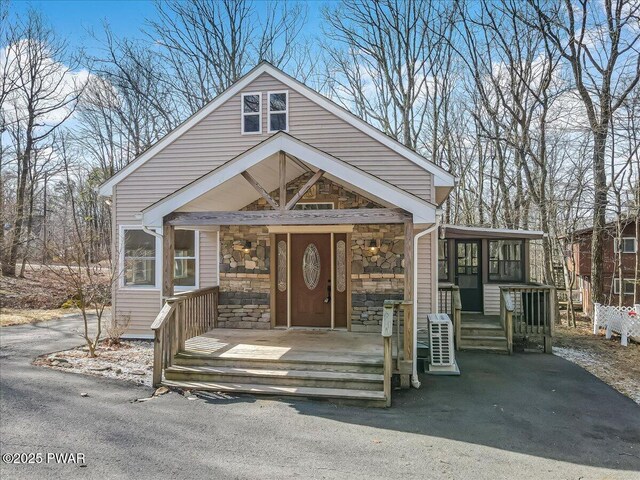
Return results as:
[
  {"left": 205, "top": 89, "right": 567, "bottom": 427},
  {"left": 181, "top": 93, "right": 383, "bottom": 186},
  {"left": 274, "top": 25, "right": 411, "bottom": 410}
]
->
[{"left": 593, "top": 303, "right": 640, "bottom": 346}]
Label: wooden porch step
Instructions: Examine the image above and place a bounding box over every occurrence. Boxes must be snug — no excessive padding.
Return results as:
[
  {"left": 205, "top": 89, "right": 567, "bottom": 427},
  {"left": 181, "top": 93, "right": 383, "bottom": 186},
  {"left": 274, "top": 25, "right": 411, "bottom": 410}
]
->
[
  {"left": 457, "top": 344, "right": 510, "bottom": 354},
  {"left": 459, "top": 332, "right": 509, "bottom": 352},
  {"left": 173, "top": 352, "right": 383, "bottom": 374},
  {"left": 460, "top": 326, "right": 505, "bottom": 337},
  {"left": 164, "top": 365, "right": 383, "bottom": 390},
  {"left": 161, "top": 380, "right": 388, "bottom": 407}
]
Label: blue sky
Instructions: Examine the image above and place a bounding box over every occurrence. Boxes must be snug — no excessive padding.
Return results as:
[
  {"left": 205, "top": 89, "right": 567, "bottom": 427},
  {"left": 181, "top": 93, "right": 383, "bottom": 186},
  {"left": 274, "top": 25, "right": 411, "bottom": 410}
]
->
[{"left": 10, "top": 0, "right": 330, "bottom": 57}]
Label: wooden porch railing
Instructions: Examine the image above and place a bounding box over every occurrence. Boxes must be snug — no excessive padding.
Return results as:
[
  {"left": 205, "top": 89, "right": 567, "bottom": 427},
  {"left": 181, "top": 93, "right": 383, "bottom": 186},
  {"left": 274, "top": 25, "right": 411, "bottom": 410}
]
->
[
  {"left": 151, "top": 286, "right": 219, "bottom": 387},
  {"left": 438, "top": 285, "right": 462, "bottom": 350},
  {"left": 499, "top": 285, "right": 555, "bottom": 353}
]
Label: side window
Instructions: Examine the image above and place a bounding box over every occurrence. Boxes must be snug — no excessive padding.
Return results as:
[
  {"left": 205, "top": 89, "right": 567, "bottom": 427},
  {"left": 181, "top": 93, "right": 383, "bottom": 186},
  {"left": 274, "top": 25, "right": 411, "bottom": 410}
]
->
[
  {"left": 438, "top": 239, "right": 448, "bottom": 281},
  {"left": 123, "top": 229, "right": 157, "bottom": 287},
  {"left": 488, "top": 240, "right": 524, "bottom": 282},
  {"left": 241, "top": 92, "right": 261, "bottom": 134},
  {"left": 268, "top": 91, "right": 288, "bottom": 132},
  {"left": 614, "top": 237, "right": 638, "bottom": 254},
  {"left": 175, "top": 230, "right": 197, "bottom": 288}
]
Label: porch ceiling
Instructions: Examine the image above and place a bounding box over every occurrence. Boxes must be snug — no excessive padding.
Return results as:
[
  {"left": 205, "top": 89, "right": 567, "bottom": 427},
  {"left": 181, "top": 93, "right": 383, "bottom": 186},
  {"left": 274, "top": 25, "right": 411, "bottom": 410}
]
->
[
  {"left": 142, "top": 132, "right": 438, "bottom": 225},
  {"left": 176, "top": 152, "right": 396, "bottom": 213}
]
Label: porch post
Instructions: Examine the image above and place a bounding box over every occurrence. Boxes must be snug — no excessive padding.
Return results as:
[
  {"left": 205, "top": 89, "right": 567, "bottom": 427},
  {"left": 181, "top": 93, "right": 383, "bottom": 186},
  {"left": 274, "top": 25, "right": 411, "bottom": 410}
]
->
[
  {"left": 163, "top": 223, "right": 175, "bottom": 299},
  {"left": 402, "top": 219, "right": 414, "bottom": 388}
]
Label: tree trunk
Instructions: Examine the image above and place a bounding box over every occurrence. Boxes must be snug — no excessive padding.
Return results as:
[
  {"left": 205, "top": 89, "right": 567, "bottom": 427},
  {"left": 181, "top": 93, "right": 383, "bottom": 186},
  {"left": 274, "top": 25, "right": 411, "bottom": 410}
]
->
[{"left": 590, "top": 130, "right": 608, "bottom": 306}]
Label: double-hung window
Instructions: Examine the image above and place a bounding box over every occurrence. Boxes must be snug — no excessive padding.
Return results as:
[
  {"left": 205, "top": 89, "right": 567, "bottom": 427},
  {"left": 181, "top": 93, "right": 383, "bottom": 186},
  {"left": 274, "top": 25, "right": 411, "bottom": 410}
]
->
[
  {"left": 268, "top": 91, "right": 288, "bottom": 132},
  {"left": 123, "top": 229, "right": 158, "bottom": 287},
  {"left": 174, "top": 230, "right": 198, "bottom": 289},
  {"left": 489, "top": 240, "right": 524, "bottom": 282},
  {"left": 614, "top": 237, "right": 637, "bottom": 254},
  {"left": 241, "top": 92, "right": 261, "bottom": 134},
  {"left": 613, "top": 278, "right": 635, "bottom": 295}
]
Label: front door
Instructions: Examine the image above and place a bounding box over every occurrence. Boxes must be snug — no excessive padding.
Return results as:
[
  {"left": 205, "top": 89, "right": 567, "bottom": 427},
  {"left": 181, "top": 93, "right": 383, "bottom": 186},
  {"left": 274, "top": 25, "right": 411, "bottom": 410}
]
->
[
  {"left": 290, "top": 233, "right": 332, "bottom": 327},
  {"left": 455, "top": 240, "right": 483, "bottom": 312}
]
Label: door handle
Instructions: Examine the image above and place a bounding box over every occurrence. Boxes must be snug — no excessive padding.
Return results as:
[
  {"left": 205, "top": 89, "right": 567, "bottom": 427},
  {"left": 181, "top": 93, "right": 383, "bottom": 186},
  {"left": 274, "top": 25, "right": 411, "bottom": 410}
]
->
[{"left": 324, "top": 279, "right": 331, "bottom": 303}]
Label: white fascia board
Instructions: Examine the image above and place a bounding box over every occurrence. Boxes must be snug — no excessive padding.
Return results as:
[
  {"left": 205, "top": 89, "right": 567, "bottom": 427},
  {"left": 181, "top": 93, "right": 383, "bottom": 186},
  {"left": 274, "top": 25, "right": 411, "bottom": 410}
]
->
[
  {"left": 142, "top": 134, "right": 436, "bottom": 226},
  {"left": 99, "top": 62, "right": 454, "bottom": 197},
  {"left": 98, "top": 64, "right": 269, "bottom": 197},
  {"left": 441, "top": 224, "right": 545, "bottom": 238},
  {"left": 264, "top": 67, "right": 455, "bottom": 187}
]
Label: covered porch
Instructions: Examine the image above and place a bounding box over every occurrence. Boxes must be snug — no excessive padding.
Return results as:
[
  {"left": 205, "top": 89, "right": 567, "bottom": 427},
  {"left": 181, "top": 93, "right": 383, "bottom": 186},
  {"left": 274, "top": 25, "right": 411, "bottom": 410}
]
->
[{"left": 145, "top": 135, "right": 441, "bottom": 406}]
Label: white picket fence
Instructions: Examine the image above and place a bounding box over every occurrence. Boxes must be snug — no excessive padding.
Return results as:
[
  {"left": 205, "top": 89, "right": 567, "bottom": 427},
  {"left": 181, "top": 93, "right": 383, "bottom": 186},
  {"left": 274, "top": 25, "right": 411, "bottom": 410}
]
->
[{"left": 593, "top": 303, "right": 640, "bottom": 346}]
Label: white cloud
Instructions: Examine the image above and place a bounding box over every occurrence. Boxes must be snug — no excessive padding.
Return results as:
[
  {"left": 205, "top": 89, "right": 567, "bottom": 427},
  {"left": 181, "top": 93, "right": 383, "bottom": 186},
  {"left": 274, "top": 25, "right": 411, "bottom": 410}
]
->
[{"left": 1, "top": 39, "right": 89, "bottom": 127}]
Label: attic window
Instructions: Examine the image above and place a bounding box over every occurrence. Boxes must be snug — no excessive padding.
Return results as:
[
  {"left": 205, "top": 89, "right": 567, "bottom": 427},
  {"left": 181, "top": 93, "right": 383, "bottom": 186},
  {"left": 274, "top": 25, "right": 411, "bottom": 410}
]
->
[
  {"left": 242, "top": 92, "right": 261, "bottom": 134},
  {"left": 268, "top": 91, "right": 288, "bottom": 132}
]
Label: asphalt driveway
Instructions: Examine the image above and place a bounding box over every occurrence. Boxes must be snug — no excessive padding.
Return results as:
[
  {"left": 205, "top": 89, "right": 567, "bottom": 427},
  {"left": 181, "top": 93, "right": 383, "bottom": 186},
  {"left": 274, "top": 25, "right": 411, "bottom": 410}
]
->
[{"left": 1, "top": 316, "right": 639, "bottom": 480}]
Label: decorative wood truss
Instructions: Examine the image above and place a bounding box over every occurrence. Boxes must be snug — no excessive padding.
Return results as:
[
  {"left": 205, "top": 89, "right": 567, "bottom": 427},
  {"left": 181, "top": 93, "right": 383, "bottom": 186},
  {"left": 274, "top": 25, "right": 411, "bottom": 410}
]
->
[{"left": 240, "top": 151, "right": 325, "bottom": 211}]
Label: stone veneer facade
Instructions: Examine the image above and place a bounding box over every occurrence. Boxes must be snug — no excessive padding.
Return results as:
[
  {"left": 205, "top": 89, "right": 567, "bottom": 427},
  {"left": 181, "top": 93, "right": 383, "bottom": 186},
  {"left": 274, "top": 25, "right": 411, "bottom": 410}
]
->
[
  {"left": 217, "top": 173, "right": 405, "bottom": 331},
  {"left": 350, "top": 224, "right": 405, "bottom": 332}
]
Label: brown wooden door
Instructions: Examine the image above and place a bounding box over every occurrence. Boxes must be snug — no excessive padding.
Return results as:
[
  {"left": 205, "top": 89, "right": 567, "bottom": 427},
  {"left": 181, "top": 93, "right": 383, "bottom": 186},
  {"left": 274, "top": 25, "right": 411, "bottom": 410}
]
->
[{"left": 291, "top": 233, "right": 331, "bottom": 327}]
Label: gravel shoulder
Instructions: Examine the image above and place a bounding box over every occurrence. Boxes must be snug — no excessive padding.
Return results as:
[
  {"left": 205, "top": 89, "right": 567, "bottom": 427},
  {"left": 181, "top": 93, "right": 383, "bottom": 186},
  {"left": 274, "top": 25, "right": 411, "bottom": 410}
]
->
[{"left": 553, "top": 315, "right": 640, "bottom": 404}]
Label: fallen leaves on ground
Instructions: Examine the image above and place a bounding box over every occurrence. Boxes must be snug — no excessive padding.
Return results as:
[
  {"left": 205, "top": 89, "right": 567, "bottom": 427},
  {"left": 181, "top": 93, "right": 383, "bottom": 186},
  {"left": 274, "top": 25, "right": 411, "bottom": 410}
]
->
[
  {"left": 34, "top": 340, "right": 153, "bottom": 386},
  {"left": 554, "top": 314, "right": 640, "bottom": 404}
]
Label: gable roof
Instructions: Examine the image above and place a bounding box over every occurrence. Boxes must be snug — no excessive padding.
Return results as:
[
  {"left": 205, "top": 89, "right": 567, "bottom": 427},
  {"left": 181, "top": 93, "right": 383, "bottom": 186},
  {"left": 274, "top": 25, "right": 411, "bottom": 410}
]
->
[
  {"left": 141, "top": 132, "right": 438, "bottom": 226},
  {"left": 98, "top": 62, "right": 455, "bottom": 197}
]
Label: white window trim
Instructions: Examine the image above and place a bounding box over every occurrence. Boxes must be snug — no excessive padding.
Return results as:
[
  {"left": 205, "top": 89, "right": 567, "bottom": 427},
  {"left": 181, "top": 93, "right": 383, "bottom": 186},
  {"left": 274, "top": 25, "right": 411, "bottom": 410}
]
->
[
  {"left": 613, "top": 278, "right": 635, "bottom": 295},
  {"left": 293, "top": 202, "right": 335, "bottom": 210},
  {"left": 268, "top": 90, "right": 289, "bottom": 133},
  {"left": 614, "top": 237, "right": 638, "bottom": 254},
  {"left": 241, "top": 91, "right": 262, "bottom": 135},
  {"left": 119, "top": 225, "right": 162, "bottom": 290},
  {"left": 174, "top": 230, "right": 200, "bottom": 292}
]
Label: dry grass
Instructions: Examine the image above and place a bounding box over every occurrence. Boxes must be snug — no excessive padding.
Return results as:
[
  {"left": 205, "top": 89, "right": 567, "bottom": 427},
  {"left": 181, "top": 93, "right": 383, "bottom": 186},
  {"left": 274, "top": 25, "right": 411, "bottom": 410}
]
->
[
  {"left": 0, "top": 308, "right": 80, "bottom": 327},
  {"left": 0, "top": 265, "right": 82, "bottom": 309},
  {"left": 554, "top": 313, "right": 640, "bottom": 404}
]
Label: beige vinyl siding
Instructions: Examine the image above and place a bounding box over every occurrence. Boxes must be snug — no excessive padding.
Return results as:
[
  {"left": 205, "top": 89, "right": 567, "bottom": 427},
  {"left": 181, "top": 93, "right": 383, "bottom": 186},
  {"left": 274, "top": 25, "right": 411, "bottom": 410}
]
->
[
  {"left": 116, "top": 288, "right": 162, "bottom": 337},
  {"left": 116, "top": 72, "right": 433, "bottom": 223},
  {"left": 113, "top": 225, "right": 218, "bottom": 336},
  {"left": 199, "top": 231, "right": 219, "bottom": 288},
  {"left": 483, "top": 284, "right": 501, "bottom": 315},
  {"left": 416, "top": 230, "right": 434, "bottom": 335}
]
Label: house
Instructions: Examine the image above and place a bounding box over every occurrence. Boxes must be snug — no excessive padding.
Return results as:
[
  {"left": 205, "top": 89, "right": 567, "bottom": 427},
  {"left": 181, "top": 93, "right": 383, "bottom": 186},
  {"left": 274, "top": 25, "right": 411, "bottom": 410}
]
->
[
  {"left": 98, "top": 62, "right": 554, "bottom": 405},
  {"left": 567, "top": 219, "right": 639, "bottom": 316},
  {"left": 98, "top": 62, "right": 456, "bottom": 405}
]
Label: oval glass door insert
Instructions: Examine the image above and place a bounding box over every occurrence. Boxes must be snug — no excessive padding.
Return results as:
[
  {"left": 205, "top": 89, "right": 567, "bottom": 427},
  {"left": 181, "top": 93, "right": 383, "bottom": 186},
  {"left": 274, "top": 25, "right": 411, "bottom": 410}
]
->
[{"left": 302, "top": 243, "right": 321, "bottom": 290}]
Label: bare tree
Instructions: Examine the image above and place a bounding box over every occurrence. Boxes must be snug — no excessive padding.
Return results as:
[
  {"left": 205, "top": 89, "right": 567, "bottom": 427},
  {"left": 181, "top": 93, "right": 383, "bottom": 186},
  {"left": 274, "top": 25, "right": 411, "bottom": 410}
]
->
[
  {"left": 43, "top": 135, "right": 115, "bottom": 357},
  {"left": 1, "top": 9, "right": 85, "bottom": 276},
  {"left": 528, "top": 0, "right": 640, "bottom": 306},
  {"left": 147, "top": 0, "right": 307, "bottom": 114},
  {"left": 322, "top": 0, "right": 457, "bottom": 152}
]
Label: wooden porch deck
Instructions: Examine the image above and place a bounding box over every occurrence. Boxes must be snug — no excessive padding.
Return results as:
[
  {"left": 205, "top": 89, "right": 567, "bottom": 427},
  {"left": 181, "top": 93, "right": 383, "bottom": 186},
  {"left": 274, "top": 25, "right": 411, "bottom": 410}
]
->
[
  {"left": 183, "top": 328, "right": 387, "bottom": 363},
  {"left": 161, "top": 329, "right": 395, "bottom": 407}
]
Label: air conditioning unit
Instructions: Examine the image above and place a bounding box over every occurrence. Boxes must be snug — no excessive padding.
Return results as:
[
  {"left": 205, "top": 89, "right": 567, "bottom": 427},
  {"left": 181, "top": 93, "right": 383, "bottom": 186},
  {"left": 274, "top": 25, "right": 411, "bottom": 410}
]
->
[{"left": 427, "top": 313, "right": 460, "bottom": 375}]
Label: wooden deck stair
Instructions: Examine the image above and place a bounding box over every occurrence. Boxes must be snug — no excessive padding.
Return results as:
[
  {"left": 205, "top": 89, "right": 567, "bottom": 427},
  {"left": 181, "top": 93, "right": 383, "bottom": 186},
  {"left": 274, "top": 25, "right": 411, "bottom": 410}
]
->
[
  {"left": 162, "top": 350, "right": 387, "bottom": 407},
  {"left": 458, "top": 315, "right": 509, "bottom": 353}
]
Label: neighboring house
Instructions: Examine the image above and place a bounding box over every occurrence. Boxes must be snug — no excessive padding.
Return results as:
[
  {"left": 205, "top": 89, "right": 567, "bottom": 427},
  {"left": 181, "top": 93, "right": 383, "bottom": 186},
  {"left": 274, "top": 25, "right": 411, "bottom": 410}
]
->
[
  {"left": 98, "top": 62, "right": 456, "bottom": 404},
  {"left": 437, "top": 225, "right": 545, "bottom": 315},
  {"left": 567, "top": 219, "right": 639, "bottom": 316}
]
